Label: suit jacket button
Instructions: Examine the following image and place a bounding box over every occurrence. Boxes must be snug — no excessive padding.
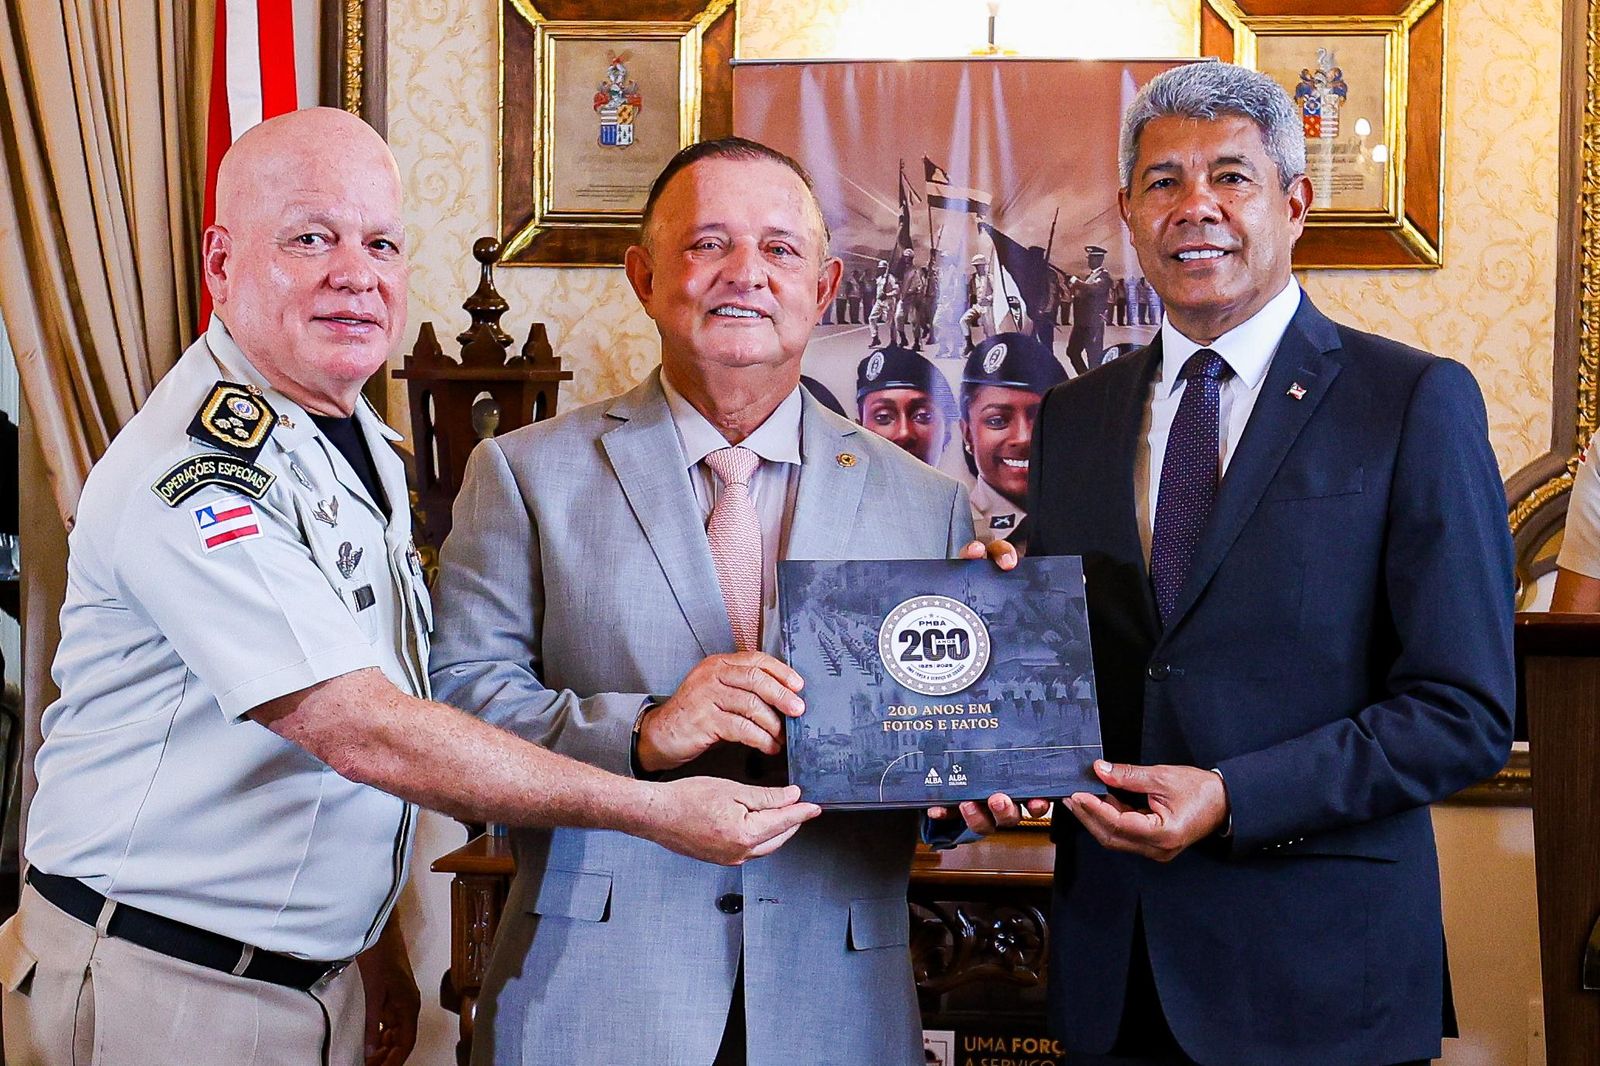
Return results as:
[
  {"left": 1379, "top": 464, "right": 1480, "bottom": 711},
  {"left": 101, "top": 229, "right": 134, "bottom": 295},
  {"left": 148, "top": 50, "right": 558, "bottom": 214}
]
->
[
  {"left": 1147, "top": 661, "right": 1170, "bottom": 681},
  {"left": 716, "top": 893, "right": 744, "bottom": 915}
]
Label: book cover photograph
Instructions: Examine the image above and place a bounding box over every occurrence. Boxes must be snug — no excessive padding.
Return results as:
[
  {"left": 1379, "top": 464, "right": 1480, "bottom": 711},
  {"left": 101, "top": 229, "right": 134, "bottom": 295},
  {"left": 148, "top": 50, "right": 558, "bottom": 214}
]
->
[{"left": 777, "top": 556, "right": 1105, "bottom": 808}]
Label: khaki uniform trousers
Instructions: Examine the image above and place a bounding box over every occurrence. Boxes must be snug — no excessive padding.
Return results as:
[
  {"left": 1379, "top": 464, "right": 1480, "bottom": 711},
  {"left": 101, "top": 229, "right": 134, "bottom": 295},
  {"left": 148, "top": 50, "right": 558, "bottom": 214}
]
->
[{"left": 0, "top": 884, "right": 363, "bottom": 1066}]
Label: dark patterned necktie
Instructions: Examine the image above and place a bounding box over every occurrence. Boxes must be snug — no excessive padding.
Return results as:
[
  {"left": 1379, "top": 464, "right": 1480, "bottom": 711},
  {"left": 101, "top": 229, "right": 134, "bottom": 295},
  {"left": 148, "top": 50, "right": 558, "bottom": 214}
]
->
[{"left": 1151, "top": 348, "right": 1232, "bottom": 623}]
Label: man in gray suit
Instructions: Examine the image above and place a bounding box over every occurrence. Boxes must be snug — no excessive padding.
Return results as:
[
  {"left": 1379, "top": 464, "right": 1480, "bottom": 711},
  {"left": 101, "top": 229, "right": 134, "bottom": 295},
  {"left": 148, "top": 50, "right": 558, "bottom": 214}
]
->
[{"left": 430, "top": 138, "right": 1023, "bottom": 1065}]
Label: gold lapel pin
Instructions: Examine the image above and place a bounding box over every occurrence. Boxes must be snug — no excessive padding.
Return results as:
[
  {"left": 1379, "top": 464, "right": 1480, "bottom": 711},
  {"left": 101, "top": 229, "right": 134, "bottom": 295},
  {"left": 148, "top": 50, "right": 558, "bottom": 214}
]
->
[
  {"left": 1287, "top": 382, "right": 1308, "bottom": 400},
  {"left": 836, "top": 452, "right": 857, "bottom": 468}
]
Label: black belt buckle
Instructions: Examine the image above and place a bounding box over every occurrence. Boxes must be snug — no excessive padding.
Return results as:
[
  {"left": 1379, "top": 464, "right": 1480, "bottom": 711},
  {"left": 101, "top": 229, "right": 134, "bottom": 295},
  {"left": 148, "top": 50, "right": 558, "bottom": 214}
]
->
[{"left": 310, "top": 960, "right": 350, "bottom": 993}]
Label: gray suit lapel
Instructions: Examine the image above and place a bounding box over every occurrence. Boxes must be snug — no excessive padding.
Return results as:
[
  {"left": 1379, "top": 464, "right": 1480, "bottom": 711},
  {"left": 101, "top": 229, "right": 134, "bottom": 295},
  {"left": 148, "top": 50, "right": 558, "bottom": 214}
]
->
[
  {"left": 786, "top": 393, "right": 869, "bottom": 562},
  {"left": 600, "top": 373, "right": 732, "bottom": 657}
]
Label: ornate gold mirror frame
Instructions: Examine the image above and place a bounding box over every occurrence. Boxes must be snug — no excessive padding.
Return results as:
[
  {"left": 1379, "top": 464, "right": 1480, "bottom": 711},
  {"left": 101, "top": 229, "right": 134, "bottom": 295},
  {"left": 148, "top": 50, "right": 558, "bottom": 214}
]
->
[{"left": 1506, "top": 0, "right": 1599, "bottom": 595}]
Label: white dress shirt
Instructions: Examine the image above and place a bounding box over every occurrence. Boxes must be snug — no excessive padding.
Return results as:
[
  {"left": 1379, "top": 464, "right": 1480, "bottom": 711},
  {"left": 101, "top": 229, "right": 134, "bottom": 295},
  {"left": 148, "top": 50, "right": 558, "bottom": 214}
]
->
[
  {"left": 1135, "top": 278, "right": 1302, "bottom": 564},
  {"left": 661, "top": 373, "right": 802, "bottom": 647}
]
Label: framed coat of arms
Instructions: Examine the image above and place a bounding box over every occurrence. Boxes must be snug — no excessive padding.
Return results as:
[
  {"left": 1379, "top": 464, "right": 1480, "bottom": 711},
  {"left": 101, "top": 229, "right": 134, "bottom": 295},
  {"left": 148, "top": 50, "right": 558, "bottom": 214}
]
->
[
  {"left": 1202, "top": 0, "right": 1446, "bottom": 268},
  {"left": 498, "top": 0, "right": 737, "bottom": 267}
]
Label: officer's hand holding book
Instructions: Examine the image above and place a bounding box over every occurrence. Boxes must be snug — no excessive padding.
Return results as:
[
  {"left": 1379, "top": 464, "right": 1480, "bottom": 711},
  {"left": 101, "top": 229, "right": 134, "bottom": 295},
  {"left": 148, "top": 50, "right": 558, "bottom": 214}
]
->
[
  {"left": 645, "top": 779, "right": 821, "bottom": 866},
  {"left": 924, "top": 538, "right": 1051, "bottom": 836}
]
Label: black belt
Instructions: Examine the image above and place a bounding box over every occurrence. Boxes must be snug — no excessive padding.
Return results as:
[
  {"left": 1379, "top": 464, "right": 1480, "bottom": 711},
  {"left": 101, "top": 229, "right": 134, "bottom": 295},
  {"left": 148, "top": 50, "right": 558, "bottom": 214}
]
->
[{"left": 27, "top": 869, "right": 347, "bottom": 991}]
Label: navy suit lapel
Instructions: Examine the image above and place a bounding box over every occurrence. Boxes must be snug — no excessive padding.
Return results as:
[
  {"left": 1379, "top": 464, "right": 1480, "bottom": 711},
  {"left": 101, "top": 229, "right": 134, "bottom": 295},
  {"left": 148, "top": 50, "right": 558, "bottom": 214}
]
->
[
  {"left": 600, "top": 373, "right": 732, "bottom": 657},
  {"left": 1162, "top": 297, "right": 1343, "bottom": 630},
  {"left": 786, "top": 393, "right": 869, "bottom": 561}
]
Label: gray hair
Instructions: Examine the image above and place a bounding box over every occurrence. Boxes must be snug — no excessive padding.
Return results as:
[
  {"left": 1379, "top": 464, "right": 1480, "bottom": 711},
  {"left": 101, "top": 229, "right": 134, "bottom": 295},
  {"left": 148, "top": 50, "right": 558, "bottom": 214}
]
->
[{"left": 1119, "top": 62, "right": 1306, "bottom": 191}]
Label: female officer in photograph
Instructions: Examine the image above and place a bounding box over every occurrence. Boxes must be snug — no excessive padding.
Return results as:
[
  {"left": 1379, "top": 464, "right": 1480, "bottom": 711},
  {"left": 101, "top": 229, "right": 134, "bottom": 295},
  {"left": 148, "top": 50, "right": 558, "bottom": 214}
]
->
[
  {"left": 960, "top": 331, "right": 1066, "bottom": 546},
  {"left": 855, "top": 343, "right": 957, "bottom": 467}
]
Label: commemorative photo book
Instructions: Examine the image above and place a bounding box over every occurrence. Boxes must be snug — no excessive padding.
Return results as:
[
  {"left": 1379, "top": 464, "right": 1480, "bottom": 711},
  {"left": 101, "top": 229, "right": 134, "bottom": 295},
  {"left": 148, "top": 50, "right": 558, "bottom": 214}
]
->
[{"left": 777, "top": 556, "right": 1106, "bottom": 809}]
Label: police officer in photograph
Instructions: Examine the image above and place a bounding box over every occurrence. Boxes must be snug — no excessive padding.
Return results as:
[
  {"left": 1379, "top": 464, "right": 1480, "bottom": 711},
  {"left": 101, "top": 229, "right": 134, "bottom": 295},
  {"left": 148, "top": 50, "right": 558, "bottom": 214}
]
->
[
  {"left": 959, "top": 331, "right": 1066, "bottom": 547},
  {"left": 855, "top": 343, "right": 957, "bottom": 467},
  {"left": 1063, "top": 244, "right": 1113, "bottom": 374},
  {"left": 0, "top": 108, "right": 815, "bottom": 1066},
  {"left": 961, "top": 254, "right": 996, "bottom": 348},
  {"left": 867, "top": 258, "right": 900, "bottom": 346}
]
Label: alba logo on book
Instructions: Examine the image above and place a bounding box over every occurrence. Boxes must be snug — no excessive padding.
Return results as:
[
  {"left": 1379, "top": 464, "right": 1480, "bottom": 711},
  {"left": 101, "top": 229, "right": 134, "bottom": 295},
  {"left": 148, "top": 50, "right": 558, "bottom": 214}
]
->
[{"left": 924, "top": 767, "right": 942, "bottom": 786}]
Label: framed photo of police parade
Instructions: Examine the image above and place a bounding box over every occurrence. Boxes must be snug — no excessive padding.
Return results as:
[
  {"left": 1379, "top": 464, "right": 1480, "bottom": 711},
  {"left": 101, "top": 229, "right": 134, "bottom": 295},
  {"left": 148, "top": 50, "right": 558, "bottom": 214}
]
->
[
  {"left": 1201, "top": 0, "right": 1446, "bottom": 267},
  {"left": 498, "top": 0, "right": 737, "bottom": 266},
  {"left": 779, "top": 557, "right": 1105, "bottom": 809},
  {"left": 733, "top": 58, "right": 1186, "bottom": 541}
]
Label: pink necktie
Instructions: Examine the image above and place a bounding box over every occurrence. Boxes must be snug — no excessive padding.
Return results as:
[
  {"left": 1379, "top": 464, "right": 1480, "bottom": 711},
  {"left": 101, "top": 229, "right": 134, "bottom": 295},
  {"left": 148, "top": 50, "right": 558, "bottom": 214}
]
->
[{"left": 704, "top": 447, "right": 763, "bottom": 652}]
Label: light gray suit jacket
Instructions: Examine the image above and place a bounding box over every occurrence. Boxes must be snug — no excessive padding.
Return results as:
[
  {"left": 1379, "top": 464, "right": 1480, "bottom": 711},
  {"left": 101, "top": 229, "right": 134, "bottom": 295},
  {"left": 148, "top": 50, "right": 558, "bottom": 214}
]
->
[{"left": 430, "top": 371, "right": 970, "bottom": 1066}]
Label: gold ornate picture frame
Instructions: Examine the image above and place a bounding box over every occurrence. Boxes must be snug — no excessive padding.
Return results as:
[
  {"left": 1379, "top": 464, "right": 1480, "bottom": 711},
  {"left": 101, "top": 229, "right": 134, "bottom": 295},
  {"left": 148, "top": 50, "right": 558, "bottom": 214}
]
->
[
  {"left": 1201, "top": 0, "right": 1444, "bottom": 269},
  {"left": 322, "top": 0, "right": 385, "bottom": 128},
  {"left": 499, "top": 0, "right": 737, "bottom": 267}
]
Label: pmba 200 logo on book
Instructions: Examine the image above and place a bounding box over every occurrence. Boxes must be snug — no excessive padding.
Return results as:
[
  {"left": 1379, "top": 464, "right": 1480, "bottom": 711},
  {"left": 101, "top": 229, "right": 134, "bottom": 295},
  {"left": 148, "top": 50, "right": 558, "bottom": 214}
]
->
[{"left": 878, "top": 595, "right": 991, "bottom": 696}]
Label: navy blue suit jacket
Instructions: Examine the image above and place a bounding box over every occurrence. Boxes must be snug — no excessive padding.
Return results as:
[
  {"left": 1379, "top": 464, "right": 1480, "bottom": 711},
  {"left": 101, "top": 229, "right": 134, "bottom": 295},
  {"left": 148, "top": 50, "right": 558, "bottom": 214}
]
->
[{"left": 1028, "top": 294, "right": 1515, "bottom": 1066}]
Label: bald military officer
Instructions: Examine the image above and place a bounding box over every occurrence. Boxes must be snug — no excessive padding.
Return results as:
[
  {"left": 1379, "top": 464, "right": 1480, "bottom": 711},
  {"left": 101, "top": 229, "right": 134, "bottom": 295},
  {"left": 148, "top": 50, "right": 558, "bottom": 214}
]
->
[{"left": 0, "top": 109, "right": 816, "bottom": 1066}]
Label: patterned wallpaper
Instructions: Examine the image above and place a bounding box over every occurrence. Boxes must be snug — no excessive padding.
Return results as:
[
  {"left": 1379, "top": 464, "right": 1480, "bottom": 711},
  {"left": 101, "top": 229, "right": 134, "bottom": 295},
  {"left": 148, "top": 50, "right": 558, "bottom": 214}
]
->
[
  {"left": 387, "top": 0, "right": 1562, "bottom": 476},
  {"left": 1298, "top": 0, "right": 1562, "bottom": 475}
]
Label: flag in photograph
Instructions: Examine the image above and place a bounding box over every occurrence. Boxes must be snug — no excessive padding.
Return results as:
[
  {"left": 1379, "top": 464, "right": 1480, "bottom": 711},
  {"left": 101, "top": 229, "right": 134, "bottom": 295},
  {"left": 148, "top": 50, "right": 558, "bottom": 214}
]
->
[
  {"left": 733, "top": 57, "right": 1181, "bottom": 483},
  {"left": 894, "top": 159, "right": 920, "bottom": 264},
  {"left": 924, "top": 157, "right": 991, "bottom": 216},
  {"left": 981, "top": 221, "right": 1051, "bottom": 328}
]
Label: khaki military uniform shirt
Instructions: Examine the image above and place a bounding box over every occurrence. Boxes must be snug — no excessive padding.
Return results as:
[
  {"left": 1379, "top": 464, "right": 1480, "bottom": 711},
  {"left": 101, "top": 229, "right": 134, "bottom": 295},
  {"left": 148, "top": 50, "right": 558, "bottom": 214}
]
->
[{"left": 27, "top": 317, "right": 431, "bottom": 960}]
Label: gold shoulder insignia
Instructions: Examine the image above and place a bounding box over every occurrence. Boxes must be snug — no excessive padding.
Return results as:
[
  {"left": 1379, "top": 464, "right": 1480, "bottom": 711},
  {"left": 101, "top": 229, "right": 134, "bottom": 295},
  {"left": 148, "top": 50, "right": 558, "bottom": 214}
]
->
[{"left": 187, "top": 381, "right": 277, "bottom": 462}]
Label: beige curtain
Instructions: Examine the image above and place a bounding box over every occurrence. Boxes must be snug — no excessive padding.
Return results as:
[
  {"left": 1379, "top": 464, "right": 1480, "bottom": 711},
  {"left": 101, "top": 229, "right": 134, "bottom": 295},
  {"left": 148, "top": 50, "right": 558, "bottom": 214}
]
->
[
  {"left": 0, "top": 0, "right": 212, "bottom": 842},
  {"left": 0, "top": 0, "right": 209, "bottom": 525}
]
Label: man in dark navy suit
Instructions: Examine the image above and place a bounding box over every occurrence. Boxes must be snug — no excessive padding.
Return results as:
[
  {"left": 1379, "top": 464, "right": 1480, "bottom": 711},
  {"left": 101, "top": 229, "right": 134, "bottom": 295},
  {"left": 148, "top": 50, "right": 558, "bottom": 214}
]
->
[{"left": 1024, "top": 62, "right": 1514, "bottom": 1065}]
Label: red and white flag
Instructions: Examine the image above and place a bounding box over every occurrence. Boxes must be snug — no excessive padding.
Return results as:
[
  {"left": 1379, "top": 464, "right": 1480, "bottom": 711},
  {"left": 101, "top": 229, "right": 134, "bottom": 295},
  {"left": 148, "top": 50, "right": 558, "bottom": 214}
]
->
[
  {"left": 200, "top": 0, "right": 300, "bottom": 325},
  {"left": 193, "top": 496, "right": 264, "bottom": 552}
]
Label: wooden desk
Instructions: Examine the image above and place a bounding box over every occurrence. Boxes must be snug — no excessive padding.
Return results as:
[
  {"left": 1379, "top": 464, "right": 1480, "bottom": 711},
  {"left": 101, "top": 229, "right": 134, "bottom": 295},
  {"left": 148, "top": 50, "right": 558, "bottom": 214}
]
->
[
  {"left": 1521, "top": 613, "right": 1600, "bottom": 1065},
  {"left": 432, "top": 829, "right": 1057, "bottom": 1064}
]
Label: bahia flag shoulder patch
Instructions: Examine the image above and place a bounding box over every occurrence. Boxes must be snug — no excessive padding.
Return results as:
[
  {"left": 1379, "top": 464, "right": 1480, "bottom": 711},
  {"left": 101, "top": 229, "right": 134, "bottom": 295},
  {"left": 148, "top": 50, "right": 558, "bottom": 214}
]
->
[{"left": 193, "top": 496, "right": 264, "bottom": 552}]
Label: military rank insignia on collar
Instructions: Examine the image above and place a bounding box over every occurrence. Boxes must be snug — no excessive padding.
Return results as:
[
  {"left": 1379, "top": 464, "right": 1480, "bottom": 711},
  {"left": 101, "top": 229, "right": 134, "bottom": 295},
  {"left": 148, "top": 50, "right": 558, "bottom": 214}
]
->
[{"left": 188, "top": 381, "right": 277, "bottom": 463}]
